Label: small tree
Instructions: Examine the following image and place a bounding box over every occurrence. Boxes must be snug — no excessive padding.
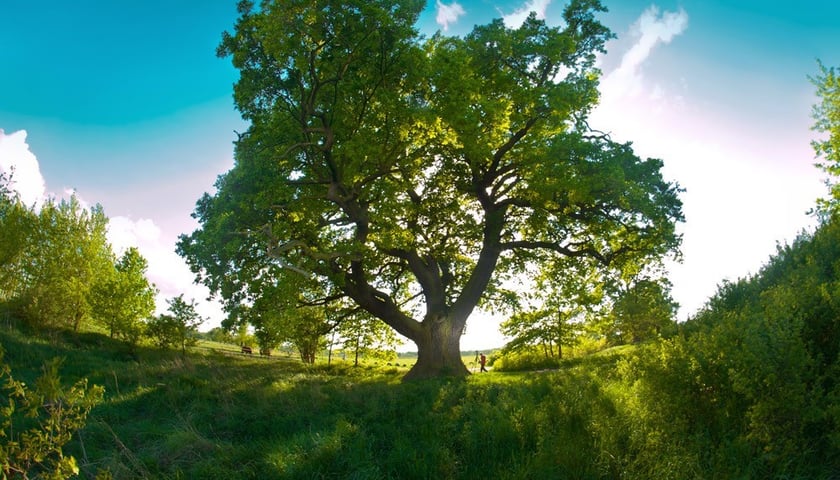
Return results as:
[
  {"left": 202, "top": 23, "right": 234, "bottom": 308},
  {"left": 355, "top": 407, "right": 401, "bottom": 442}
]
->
[
  {"left": 251, "top": 306, "right": 333, "bottom": 364},
  {"left": 146, "top": 313, "right": 179, "bottom": 349},
  {"left": 337, "top": 313, "right": 401, "bottom": 366},
  {"left": 502, "top": 256, "right": 606, "bottom": 359},
  {"left": 233, "top": 278, "right": 343, "bottom": 364},
  {"left": 606, "top": 277, "right": 677, "bottom": 344},
  {"left": 90, "top": 247, "right": 157, "bottom": 346},
  {"left": 252, "top": 315, "right": 283, "bottom": 355},
  {"left": 18, "top": 196, "right": 113, "bottom": 332},
  {"left": 0, "top": 174, "right": 34, "bottom": 304},
  {"left": 205, "top": 327, "right": 235, "bottom": 344},
  {"left": 501, "top": 307, "right": 583, "bottom": 360},
  {"left": 232, "top": 323, "right": 255, "bottom": 350},
  {"left": 288, "top": 310, "right": 330, "bottom": 364},
  {"left": 146, "top": 295, "right": 204, "bottom": 354}
]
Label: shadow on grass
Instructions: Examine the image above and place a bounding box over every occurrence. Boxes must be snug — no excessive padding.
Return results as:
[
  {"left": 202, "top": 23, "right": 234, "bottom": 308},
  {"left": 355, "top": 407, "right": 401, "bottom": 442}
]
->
[
  {"left": 2, "top": 326, "right": 628, "bottom": 479},
  {"left": 4, "top": 326, "right": 834, "bottom": 479},
  {"left": 76, "top": 356, "right": 628, "bottom": 479}
]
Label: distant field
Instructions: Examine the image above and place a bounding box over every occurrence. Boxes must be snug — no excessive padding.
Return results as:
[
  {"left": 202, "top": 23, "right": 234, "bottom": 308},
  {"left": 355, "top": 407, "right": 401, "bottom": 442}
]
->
[{"left": 194, "top": 339, "right": 497, "bottom": 372}]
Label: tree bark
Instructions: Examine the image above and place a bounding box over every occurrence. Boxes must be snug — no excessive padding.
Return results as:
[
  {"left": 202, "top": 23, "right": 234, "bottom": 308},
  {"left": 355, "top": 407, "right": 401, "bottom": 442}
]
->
[{"left": 403, "top": 313, "right": 468, "bottom": 380}]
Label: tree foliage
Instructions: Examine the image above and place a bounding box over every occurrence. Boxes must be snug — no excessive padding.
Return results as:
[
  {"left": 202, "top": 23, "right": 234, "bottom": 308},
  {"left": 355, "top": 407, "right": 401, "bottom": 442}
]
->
[
  {"left": 500, "top": 248, "right": 617, "bottom": 360},
  {"left": 624, "top": 217, "right": 840, "bottom": 471},
  {"left": 0, "top": 181, "right": 33, "bottom": 304},
  {"left": 29, "top": 198, "right": 114, "bottom": 331},
  {"left": 1, "top": 349, "right": 104, "bottom": 479},
  {"left": 613, "top": 69, "right": 840, "bottom": 468},
  {"left": 605, "top": 277, "right": 677, "bottom": 344},
  {"left": 146, "top": 295, "right": 204, "bottom": 354},
  {"left": 502, "top": 308, "right": 582, "bottom": 360},
  {"left": 812, "top": 61, "right": 840, "bottom": 213},
  {"left": 0, "top": 184, "right": 157, "bottom": 340},
  {"left": 0, "top": 193, "right": 116, "bottom": 332},
  {"left": 227, "top": 277, "right": 343, "bottom": 363},
  {"left": 246, "top": 303, "right": 333, "bottom": 364},
  {"left": 179, "top": 0, "right": 683, "bottom": 378},
  {"left": 336, "top": 313, "right": 401, "bottom": 365},
  {"left": 90, "top": 247, "right": 157, "bottom": 346}
]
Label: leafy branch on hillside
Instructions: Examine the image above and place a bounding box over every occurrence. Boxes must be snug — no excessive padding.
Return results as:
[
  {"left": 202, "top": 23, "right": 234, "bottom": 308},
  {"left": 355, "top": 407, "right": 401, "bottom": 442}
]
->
[
  {"left": 1, "top": 349, "right": 104, "bottom": 479},
  {"left": 812, "top": 61, "right": 840, "bottom": 214}
]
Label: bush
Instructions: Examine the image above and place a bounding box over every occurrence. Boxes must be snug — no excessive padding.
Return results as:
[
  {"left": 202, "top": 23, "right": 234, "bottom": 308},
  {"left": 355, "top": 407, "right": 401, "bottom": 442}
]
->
[
  {"left": 613, "top": 218, "right": 840, "bottom": 475},
  {"left": 492, "top": 348, "right": 561, "bottom": 372},
  {"left": 1, "top": 348, "right": 104, "bottom": 479}
]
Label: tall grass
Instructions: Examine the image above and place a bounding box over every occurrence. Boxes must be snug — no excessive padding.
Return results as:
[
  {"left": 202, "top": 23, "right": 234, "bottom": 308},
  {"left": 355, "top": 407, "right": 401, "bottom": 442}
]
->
[{"left": 2, "top": 325, "right": 834, "bottom": 479}]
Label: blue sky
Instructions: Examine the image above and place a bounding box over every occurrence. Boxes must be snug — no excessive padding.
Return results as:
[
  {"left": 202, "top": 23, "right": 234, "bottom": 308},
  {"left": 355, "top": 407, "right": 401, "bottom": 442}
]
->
[{"left": 1, "top": 0, "right": 839, "bottom": 350}]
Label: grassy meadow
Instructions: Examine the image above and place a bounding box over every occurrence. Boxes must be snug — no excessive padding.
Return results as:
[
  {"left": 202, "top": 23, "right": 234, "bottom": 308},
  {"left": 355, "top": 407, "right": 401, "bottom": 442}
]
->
[
  {"left": 4, "top": 326, "right": 533, "bottom": 479},
  {"left": 4, "top": 322, "right": 835, "bottom": 480}
]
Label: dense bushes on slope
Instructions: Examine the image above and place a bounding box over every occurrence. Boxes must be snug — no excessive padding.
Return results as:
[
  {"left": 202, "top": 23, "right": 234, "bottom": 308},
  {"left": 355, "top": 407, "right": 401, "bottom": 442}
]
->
[{"left": 623, "top": 217, "right": 840, "bottom": 474}]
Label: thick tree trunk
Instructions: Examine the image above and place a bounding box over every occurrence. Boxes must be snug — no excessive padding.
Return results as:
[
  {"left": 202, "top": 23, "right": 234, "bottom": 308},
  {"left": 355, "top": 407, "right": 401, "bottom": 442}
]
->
[
  {"left": 341, "top": 209, "right": 505, "bottom": 380},
  {"left": 404, "top": 314, "right": 468, "bottom": 380}
]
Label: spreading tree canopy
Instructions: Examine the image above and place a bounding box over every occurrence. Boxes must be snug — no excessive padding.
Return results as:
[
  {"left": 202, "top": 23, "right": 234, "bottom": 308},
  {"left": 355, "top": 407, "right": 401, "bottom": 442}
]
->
[{"left": 178, "top": 0, "right": 683, "bottom": 379}]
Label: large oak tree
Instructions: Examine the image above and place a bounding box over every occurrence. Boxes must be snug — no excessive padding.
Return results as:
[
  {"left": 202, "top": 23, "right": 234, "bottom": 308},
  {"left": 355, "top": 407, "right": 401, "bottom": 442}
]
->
[{"left": 179, "top": 0, "right": 683, "bottom": 379}]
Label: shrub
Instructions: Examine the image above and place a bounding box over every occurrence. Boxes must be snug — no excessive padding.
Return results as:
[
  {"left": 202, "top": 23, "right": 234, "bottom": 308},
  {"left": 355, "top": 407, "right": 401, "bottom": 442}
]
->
[
  {"left": 1, "top": 348, "right": 104, "bottom": 479},
  {"left": 615, "top": 218, "right": 840, "bottom": 475},
  {"left": 492, "top": 347, "right": 561, "bottom": 372}
]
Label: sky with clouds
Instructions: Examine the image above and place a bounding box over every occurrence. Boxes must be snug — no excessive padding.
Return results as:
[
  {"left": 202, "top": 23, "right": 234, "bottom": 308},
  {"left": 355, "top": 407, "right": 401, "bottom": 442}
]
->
[{"left": 1, "top": 0, "right": 839, "bottom": 350}]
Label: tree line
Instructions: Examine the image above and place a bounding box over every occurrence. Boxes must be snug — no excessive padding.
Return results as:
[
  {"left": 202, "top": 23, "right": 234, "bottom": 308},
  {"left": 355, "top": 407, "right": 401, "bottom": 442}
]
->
[
  {"left": 0, "top": 176, "right": 401, "bottom": 363},
  {"left": 0, "top": 182, "right": 205, "bottom": 352},
  {"left": 495, "top": 272, "right": 676, "bottom": 370}
]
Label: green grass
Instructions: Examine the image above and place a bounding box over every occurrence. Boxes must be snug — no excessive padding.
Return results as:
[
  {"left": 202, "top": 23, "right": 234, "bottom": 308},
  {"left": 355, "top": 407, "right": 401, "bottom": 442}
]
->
[{"left": 2, "top": 326, "right": 832, "bottom": 479}]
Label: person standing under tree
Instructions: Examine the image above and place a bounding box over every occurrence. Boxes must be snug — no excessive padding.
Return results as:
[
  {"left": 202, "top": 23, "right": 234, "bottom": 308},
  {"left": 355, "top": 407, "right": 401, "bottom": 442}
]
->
[{"left": 479, "top": 353, "right": 487, "bottom": 372}]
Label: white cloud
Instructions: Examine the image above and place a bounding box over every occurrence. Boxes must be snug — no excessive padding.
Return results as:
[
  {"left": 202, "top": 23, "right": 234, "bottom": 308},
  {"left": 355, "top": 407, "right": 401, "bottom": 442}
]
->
[
  {"left": 436, "top": 0, "right": 466, "bottom": 31},
  {"left": 501, "top": 0, "right": 551, "bottom": 28},
  {"left": 0, "top": 129, "right": 47, "bottom": 208},
  {"left": 0, "top": 128, "right": 225, "bottom": 329},
  {"left": 107, "top": 216, "right": 164, "bottom": 255},
  {"left": 599, "top": 6, "right": 688, "bottom": 101},
  {"left": 0, "top": 130, "right": 87, "bottom": 210},
  {"left": 588, "top": 5, "right": 823, "bottom": 319},
  {"left": 591, "top": 6, "right": 691, "bottom": 146},
  {"left": 107, "top": 215, "right": 225, "bottom": 326}
]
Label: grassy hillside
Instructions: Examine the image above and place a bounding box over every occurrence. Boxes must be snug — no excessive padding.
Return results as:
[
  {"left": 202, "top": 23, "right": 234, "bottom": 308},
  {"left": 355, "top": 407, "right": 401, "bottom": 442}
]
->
[
  {"left": 1, "top": 326, "right": 620, "bottom": 479},
  {"left": 5, "top": 321, "right": 835, "bottom": 480},
  {"left": 9, "top": 210, "right": 840, "bottom": 480}
]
